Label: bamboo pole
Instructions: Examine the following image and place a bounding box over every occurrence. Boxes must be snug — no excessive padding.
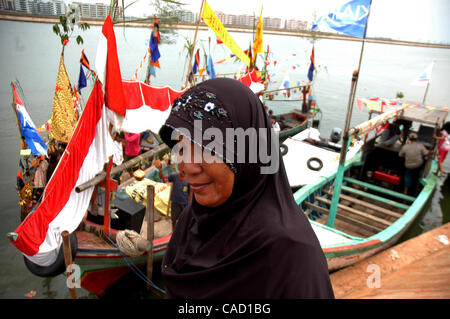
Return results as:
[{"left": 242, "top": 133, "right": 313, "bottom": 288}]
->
[
  {"left": 184, "top": 0, "right": 205, "bottom": 88},
  {"left": 146, "top": 184, "right": 155, "bottom": 291},
  {"left": 62, "top": 230, "right": 77, "bottom": 299},
  {"left": 103, "top": 156, "right": 113, "bottom": 237},
  {"left": 422, "top": 82, "right": 430, "bottom": 105},
  {"left": 259, "top": 85, "right": 308, "bottom": 95},
  {"left": 75, "top": 144, "right": 169, "bottom": 193}
]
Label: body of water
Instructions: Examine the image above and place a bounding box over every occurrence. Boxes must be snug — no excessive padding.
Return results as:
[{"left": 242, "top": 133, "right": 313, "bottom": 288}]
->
[{"left": 0, "top": 20, "right": 449, "bottom": 299}]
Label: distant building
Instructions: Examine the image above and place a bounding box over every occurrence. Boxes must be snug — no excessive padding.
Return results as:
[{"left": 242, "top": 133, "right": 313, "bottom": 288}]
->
[
  {"left": 13, "top": 0, "right": 31, "bottom": 13},
  {"left": 72, "top": 1, "right": 122, "bottom": 19},
  {"left": 263, "top": 16, "right": 281, "bottom": 29},
  {"left": 0, "top": 0, "right": 15, "bottom": 10},
  {"left": 285, "top": 19, "right": 308, "bottom": 31}
]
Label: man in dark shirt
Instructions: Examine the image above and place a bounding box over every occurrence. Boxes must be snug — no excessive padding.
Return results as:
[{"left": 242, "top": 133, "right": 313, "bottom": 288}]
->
[{"left": 156, "top": 159, "right": 190, "bottom": 230}]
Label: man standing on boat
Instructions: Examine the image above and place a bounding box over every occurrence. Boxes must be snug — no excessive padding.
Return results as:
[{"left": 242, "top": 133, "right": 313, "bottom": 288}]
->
[{"left": 399, "top": 132, "right": 430, "bottom": 195}]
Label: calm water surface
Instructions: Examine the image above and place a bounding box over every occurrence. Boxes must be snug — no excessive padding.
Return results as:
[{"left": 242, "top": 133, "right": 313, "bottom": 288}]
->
[{"left": 0, "top": 20, "right": 449, "bottom": 298}]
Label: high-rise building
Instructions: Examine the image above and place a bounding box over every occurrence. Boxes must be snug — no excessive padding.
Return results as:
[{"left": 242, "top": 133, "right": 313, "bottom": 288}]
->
[{"left": 0, "top": 0, "right": 16, "bottom": 10}]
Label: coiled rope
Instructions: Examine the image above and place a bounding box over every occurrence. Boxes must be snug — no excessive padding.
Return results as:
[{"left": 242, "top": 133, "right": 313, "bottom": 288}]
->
[
  {"left": 104, "top": 234, "right": 166, "bottom": 295},
  {"left": 115, "top": 230, "right": 145, "bottom": 257}
]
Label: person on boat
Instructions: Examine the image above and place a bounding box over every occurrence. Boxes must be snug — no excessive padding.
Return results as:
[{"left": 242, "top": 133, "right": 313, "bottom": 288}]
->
[
  {"left": 271, "top": 117, "right": 281, "bottom": 134},
  {"left": 46, "top": 151, "right": 59, "bottom": 183},
  {"left": 156, "top": 158, "right": 191, "bottom": 231},
  {"left": 432, "top": 121, "right": 450, "bottom": 177},
  {"left": 378, "top": 121, "right": 401, "bottom": 147},
  {"left": 158, "top": 78, "right": 334, "bottom": 299},
  {"left": 111, "top": 131, "right": 125, "bottom": 183},
  {"left": 33, "top": 155, "right": 48, "bottom": 188},
  {"left": 399, "top": 132, "right": 430, "bottom": 195},
  {"left": 124, "top": 132, "right": 141, "bottom": 161}
]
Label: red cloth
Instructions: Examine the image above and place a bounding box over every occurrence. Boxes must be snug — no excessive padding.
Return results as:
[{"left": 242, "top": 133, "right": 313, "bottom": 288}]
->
[{"left": 124, "top": 133, "right": 141, "bottom": 156}]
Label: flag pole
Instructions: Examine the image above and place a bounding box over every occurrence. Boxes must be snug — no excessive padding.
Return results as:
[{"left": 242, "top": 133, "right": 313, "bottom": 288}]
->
[
  {"left": 184, "top": 0, "right": 205, "bottom": 88},
  {"left": 422, "top": 82, "right": 430, "bottom": 105},
  {"left": 327, "top": 0, "right": 373, "bottom": 228}
]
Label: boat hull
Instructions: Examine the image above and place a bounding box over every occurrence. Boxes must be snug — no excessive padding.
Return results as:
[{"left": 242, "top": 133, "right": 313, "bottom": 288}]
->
[
  {"left": 74, "top": 227, "right": 170, "bottom": 296},
  {"left": 294, "top": 156, "right": 438, "bottom": 271}
]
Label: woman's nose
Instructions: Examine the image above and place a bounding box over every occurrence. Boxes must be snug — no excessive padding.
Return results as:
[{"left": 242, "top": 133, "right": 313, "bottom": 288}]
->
[{"left": 178, "top": 160, "right": 202, "bottom": 176}]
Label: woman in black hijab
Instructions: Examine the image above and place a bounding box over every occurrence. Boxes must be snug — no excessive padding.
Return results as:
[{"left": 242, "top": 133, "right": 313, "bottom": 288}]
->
[{"left": 158, "top": 78, "right": 334, "bottom": 298}]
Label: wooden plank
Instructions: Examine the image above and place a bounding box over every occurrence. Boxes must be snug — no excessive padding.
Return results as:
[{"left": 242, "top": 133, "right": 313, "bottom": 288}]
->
[
  {"left": 316, "top": 196, "right": 393, "bottom": 227},
  {"left": 323, "top": 189, "right": 403, "bottom": 219},
  {"left": 304, "top": 202, "right": 381, "bottom": 235},
  {"left": 330, "top": 223, "right": 450, "bottom": 299},
  {"left": 344, "top": 177, "right": 415, "bottom": 202},
  {"left": 341, "top": 185, "right": 410, "bottom": 210}
]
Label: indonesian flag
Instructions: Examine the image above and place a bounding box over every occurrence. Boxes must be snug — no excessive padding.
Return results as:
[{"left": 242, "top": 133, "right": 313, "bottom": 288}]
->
[
  {"left": 10, "top": 81, "right": 116, "bottom": 266},
  {"left": 95, "top": 14, "right": 184, "bottom": 134},
  {"left": 95, "top": 14, "right": 126, "bottom": 128},
  {"left": 121, "top": 80, "right": 186, "bottom": 133}
]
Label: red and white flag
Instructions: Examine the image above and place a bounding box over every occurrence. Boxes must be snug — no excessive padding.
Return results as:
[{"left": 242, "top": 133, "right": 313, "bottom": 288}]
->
[
  {"left": 237, "top": 69, "right": 264, "bottom": 94},
  {"left": 95, "top": 14, "right": 126, "bottom": 128},
  {"left": 121, "top": 80, "right": 186, "bottom": 133},
  {"left": 10, "top": 81, "right": 116, "bottom": 266},
  {"left": 95, "top": 14, "right": 185, "bottom": 134}
]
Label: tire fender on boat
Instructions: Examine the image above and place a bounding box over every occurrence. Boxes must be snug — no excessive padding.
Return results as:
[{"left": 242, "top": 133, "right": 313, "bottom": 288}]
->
[
  {"left": 280, "top": 144, "right": 288, "bottom": 156},
  {"left": 307, "top": 157, "right": 323, "bottom": 171},
  {"left": 23, "top": 232, "right": 78, "bottom": 278}
]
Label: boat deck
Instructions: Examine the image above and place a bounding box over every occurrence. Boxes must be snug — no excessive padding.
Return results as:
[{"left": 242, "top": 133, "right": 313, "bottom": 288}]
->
[
  {"left": 330, "top": 223, "right": 450, "bottom": 299},
  {"left": 305, "top": 176, "right": 413, "bottom": 238}
]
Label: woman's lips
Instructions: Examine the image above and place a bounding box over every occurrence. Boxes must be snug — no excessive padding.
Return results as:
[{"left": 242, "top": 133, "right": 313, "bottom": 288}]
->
[{"left": 189, "top": 182, "right": 211, "bottom": 193}]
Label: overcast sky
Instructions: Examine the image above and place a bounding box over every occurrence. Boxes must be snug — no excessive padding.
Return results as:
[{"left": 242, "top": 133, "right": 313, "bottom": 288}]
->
[{"left": 66, "top": 0, "right": 450, "bottom": 44}]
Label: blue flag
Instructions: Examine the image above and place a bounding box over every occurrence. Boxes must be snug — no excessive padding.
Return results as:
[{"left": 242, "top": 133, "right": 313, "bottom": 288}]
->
[
  {"left": 17, "top": 105, "right": 48, "bottom": 156},
  {"left": 149, "top": 32, "right": 160, "bottom": 63},
  {"left": 12, "top": 83, "right": 47, "bottom": 156},
  {"left": 207, "top": 55, "right": 216, "bottom": 79},
  {"left": 307, "top": 47, "right": 315, "bottom": 82},
  {"left": 312, "top": 0, "right": 371, "bottom": 38},
  {"left": 78, "top": 65, "right": 87, "bottom": 90}
]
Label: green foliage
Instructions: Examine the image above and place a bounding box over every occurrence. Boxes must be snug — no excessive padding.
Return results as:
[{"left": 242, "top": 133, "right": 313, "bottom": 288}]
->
[
  {"left": 396, "top": 91, "right": 404, "bottom": 99},
  {"left": 52, "top": 6, "right": 90, "bottom": 46}
]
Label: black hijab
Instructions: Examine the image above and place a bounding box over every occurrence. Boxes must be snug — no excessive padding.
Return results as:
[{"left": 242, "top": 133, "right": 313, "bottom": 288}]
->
[{"left": 159, "top": 78, "right": 334, "bottom": 299}]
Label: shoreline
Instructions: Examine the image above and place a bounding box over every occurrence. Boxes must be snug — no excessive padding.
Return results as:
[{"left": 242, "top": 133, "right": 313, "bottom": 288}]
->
[{"left": 1, "top": 12, "right": 449, "bottom": 50}]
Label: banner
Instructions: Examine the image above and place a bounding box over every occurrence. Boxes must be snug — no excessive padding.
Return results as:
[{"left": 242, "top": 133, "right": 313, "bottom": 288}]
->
[
  {"left": 312, "top": 0, "right": 371, "bottom": 38},
  {"left": 202, "top": 0, "right": 250, "bottom": 67}
]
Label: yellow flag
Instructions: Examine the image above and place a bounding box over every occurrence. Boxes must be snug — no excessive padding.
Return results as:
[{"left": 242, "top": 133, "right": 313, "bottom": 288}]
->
[
  {"left": 252, "top": 6, "right": 263, "bottom": 61},
  {"left": 49, "top": 50, "right": 77, "bottom": 143},
  {"left": 202, "top": 0, "right": 250, "bottom": 67}
]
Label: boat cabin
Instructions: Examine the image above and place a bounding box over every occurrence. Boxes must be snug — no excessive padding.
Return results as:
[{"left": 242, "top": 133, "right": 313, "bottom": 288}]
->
[{"left": 352, "top": 107, "right": 448, "bottom": 197}]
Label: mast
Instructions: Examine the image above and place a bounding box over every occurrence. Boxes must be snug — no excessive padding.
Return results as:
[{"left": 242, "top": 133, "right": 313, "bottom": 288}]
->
[
  {"left": 184, "top": 0, "right": 205, "bottom": 88},
  {"left": 327, "top": 0, "right": 373, "bottom": 228}
]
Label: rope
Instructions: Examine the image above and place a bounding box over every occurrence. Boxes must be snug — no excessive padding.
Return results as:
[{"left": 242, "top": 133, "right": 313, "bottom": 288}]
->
[
  {"left": 104, "top": 234, "right": 166, "bottom": 295},
  {"left": 115, "top": 229, "right": 145, "bottom": 257}
]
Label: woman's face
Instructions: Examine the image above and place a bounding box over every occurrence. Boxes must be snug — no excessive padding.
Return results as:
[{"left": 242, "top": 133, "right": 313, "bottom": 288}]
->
[{"left": 176, "top": 137, "right": 235, "bottom": 207}]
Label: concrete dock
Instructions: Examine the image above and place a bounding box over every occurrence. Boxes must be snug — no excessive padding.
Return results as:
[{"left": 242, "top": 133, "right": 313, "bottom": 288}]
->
[{"left": 330, "top": 222, "right": 450, "bottom": 299}]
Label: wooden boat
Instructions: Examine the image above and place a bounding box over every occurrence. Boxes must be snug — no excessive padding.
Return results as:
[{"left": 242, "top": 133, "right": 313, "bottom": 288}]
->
[
  {"left": 275, "top": 109, "right": 309, "bottom": 141},
  {"left": 72, "top": 145, "right": 173, "bottom": 296},
  {"left": 293, "top": 106, "right": 448, "bottom": 271},
  {"left": 282, "top": 127, "right": 364, "bottom": 189}
]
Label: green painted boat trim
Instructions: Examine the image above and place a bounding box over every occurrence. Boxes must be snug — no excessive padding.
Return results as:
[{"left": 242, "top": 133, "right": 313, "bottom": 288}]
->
[
  {"left": 310, "top": 220, "right": 363, "bottom": 241},
  {"left": 279, "top": 121, "right": 308, "bottom": 141},
  {"left": 343, "top": 177, "right": 416, "bottom": 202},
  {"left": 340, "top": 185, "right": 410, "bottom": 211},
  {"left": 294, "top": 157, "right": 439, "bottom": 259},
  {"left": 293, "top": 153, "right": 362, "bottom": 204}
]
